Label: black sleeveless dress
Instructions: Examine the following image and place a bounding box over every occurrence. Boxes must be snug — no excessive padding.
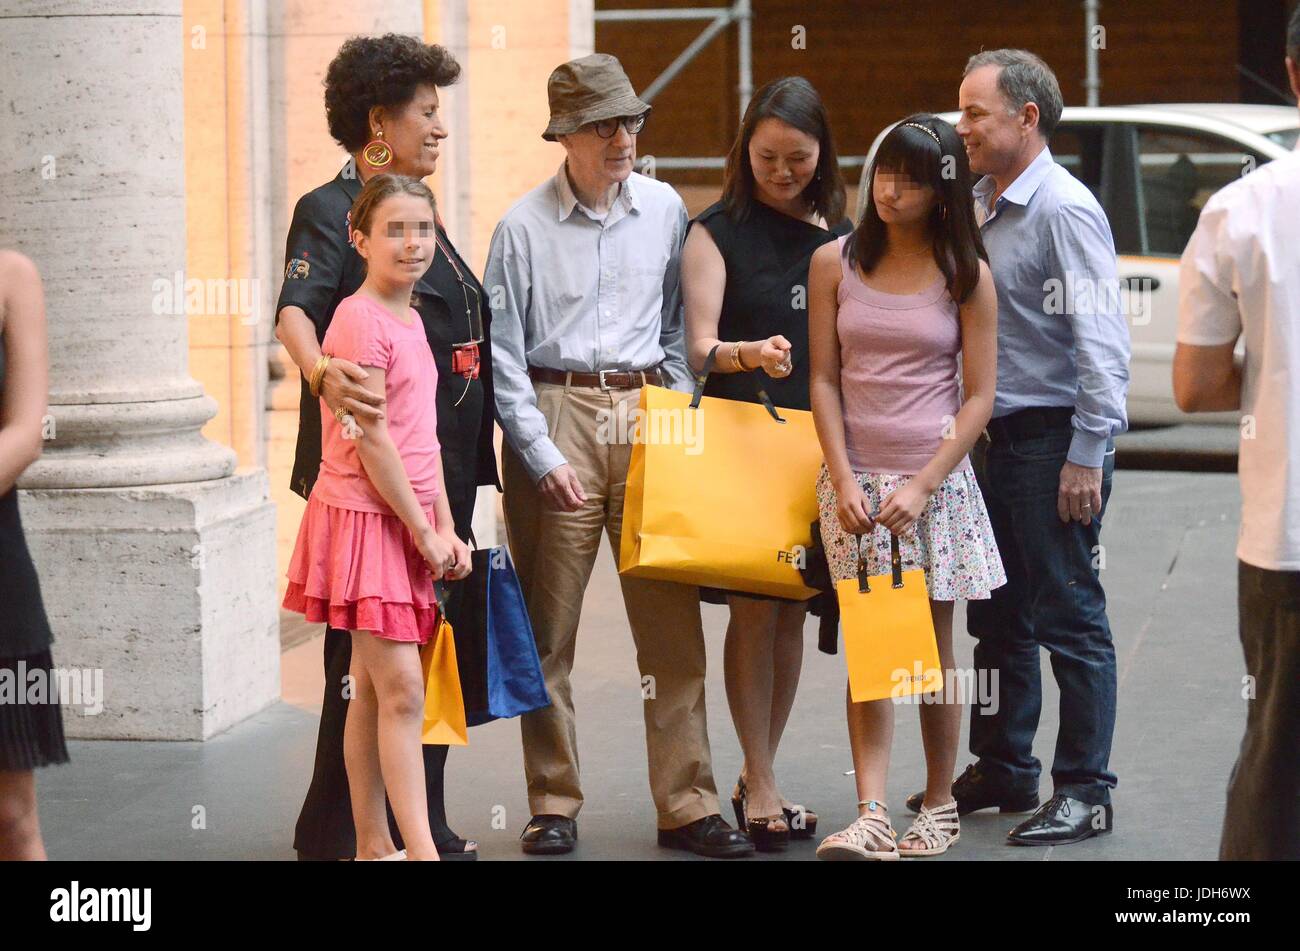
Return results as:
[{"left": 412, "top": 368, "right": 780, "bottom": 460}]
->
[
  {"left": 0, "top": 332, "right": 70, "bottom": 769},
  {"left": 691, "top": 199, "right": 852, "bottom": 607}
]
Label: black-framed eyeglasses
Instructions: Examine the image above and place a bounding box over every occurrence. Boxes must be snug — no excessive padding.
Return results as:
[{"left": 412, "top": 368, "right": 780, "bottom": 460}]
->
[{"left": 592, "top": 113, "right": 647, "bottom": 138}]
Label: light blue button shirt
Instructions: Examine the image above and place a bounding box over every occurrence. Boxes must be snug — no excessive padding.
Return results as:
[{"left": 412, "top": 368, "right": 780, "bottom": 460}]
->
[
  {"left": 484, "top": 164, "right": 692, "bottom": 483},
  {"left": 973, "top": 145, "right": 1131, "bottom": 468}
]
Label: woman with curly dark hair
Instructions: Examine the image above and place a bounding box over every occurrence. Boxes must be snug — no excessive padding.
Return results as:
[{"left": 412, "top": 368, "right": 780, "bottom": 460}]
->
[{"left": 274, "top": 33, "right": 500, "bottom": 862}]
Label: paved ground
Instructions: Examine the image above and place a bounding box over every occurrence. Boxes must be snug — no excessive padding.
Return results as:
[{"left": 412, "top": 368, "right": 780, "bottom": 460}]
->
[
  {"left": 38, "top": 469, "right": 1246, "bottom": 861},
  {"left": 1115, "top": 423, "right": 1239, "bottom": 472}
]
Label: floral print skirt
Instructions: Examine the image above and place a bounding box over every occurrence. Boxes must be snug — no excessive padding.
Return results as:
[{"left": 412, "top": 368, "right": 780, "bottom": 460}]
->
[{"left": 815, "top": 461, "right": 1007, "bottom": 601}]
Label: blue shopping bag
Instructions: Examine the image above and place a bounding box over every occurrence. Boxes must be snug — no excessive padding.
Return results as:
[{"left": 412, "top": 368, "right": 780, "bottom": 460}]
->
[{"left": 448, "top": 545, "right": 549, "bottom": 727}]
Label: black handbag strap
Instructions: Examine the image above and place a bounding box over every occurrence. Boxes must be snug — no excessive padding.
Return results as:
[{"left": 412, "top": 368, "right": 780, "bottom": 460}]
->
[
  {"left": 853, "top": 524, "right": 904, "bottom": 594},
  {"left": 689, "top": 343, "right": 786, "bottom": 424},
  {"left": 434, "top": 579, "right": 450, "bottom": 613}
]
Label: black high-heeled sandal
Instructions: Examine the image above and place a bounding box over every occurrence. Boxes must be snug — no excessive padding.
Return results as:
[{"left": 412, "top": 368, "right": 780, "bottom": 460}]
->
[
  {"left": 435, "top": 834, "right": 479, "bottom": 862},
  {"left": 732, "top": 776, "right": 789, "bottom": 852},
  {"left": 783, "top": 802, "right": 819, "bottom": 840}
]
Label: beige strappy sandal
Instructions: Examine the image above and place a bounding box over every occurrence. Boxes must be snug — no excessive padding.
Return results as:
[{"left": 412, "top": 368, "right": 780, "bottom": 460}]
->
[
  {"left": 899, "top": 799, "right": 960, "bottom": 857},
  {"left": 815, "top": 800, "right": 899, "bottom": 861}
]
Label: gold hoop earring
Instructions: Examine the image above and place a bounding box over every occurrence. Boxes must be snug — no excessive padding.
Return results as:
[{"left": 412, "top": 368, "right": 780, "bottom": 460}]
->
[{"left": 363, "top": 131, "right": 392, "bottom": 169}]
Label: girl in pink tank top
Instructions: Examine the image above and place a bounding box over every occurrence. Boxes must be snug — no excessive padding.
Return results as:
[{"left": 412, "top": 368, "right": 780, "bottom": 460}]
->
[
  {"left": 808, "top": 115, "right": 1006, "bottom": 860},
  {"left": 283, "top": 175, "right": 471, "bottom": 862}
]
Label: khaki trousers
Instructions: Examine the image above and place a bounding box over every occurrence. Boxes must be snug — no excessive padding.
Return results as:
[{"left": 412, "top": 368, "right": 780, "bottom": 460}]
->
[{"left": 502, "top": 380, "right": 719, "bottom": 829}]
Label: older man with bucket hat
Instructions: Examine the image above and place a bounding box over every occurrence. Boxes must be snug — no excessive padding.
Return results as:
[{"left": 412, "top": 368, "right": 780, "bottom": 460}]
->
[{"left": 484, "top": 53, "right": 753, "bottom": 858}]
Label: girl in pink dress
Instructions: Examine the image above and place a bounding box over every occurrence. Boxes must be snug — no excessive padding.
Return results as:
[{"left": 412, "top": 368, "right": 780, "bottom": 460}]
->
[{"left": 283, "top": 174, "right": 471, "bottom": 862}]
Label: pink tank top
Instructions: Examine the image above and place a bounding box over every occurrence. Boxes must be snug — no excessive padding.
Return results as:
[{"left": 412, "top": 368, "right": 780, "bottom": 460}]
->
[{"left": 835, "top": 235, "right": 968, "bottom": 476}]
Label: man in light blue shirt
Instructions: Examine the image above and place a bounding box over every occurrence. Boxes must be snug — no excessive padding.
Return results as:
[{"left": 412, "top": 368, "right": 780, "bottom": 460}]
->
[
  {"left": 483, "top": 54, "right": 751, "bottom": 860},
  {"left": 973, "top": 146, "right": 1131, "bottom": 468},
  {"left": 905, "top": 49, "right": 1130, "bottom": 846},
  {"left": 487, "top": 147, "right": 693, "bottom": 486}
]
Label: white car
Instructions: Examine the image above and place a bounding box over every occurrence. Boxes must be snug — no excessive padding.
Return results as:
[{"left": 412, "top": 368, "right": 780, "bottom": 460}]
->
[{"left": 858, "top": 104, "right": 1300, "bottom": 425}]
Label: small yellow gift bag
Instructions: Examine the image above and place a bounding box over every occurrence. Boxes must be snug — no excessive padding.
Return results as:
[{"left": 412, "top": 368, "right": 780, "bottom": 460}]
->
[
  {"left": 420, "top": 582, "right": 468, "bottom": 746},
  {"left": 836, "top": 528, "right": 943, "bottom": 703}
]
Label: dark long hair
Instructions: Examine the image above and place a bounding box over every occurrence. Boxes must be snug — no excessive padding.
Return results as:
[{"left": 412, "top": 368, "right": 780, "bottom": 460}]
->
[
  {"left": 721, "top": 76, "right": 846, "bottom": 224},
  {"left": 846, "top": 113, "right": 986, "bottom": 303}
]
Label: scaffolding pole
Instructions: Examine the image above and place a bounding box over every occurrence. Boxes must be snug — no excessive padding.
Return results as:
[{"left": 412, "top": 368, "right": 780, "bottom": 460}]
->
[
  {"left": 594, "top": 2, "right": 866, "bottom": 171},
  {"left": 1084, "top": 0, "right": 1101, "bottom": 107}
]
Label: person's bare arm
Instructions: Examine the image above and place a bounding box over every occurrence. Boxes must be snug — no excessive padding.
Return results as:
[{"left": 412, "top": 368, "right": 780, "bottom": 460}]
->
[
  {"left": 275, "top": 305, "right": 385, "bottom": 429},
  {"left": 1173, "top": 341, "right": 1242, "bottom": 412},
  {"left": 0, "top": 252, "right": 48, "bottom": 495},
  {"left": 877, "top": 262, "right": 998, "bottom": 535},
  {"left": 350, "top": 364, "right": 467, "bottom": 580},
  {"left": 808, "top": 242, "right": 872, "bottom": 535},
  {"left": 682, "top": 224, "right": 791, "bottom": 377},
  {"left": 427, "top": 447, "right": 471, "bottom": 579}
]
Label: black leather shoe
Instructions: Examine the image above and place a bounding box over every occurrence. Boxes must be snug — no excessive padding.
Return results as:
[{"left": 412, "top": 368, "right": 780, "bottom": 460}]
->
[
  {"left": 519, "top": 814, "right": 577, "bottom": 855},
  {"left": 657, "top": 814, "right": 755, "bottom": 858},
  {"left": 1007, "top": 794, "right": 1113, "bottom": 846},
  {"left": 905, "top": 763, "right": 1039, "bottom": 816}
]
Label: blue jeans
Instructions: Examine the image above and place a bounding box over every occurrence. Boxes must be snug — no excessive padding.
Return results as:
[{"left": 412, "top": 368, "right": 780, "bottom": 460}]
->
[{"left": 966, "top": 427, "right": 1118, "bottom": 806}]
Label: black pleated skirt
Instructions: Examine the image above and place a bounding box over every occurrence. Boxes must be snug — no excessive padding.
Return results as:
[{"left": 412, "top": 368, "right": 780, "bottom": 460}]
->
[
  {"left": 0, "top": 487, "right": 68, "bottom": 770},
  {"left": 0, "top": 649, "right": 70, "bottom": 770}
]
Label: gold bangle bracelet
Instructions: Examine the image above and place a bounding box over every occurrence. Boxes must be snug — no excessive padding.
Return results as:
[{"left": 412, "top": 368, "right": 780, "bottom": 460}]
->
[
  {"left": 733, "top": 341, "right": 750, "bottom": 372},
  {"left": 309, "top": 354, "right": 331, "bottom": 397}
]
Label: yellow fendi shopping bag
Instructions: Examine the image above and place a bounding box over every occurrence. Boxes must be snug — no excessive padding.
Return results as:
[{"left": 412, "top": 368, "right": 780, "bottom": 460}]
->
[
  {"left": 618, "top": 346, "right": 822, "bottom": 599},
  {"left": 420, "top": 582, "right": 468, "bottom": 746},
  {"left": 836, "top": 528, "right": 943, "bottom": 703}
]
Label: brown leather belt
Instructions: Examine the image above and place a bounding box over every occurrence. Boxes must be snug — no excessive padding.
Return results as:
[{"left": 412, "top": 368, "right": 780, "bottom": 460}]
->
[{"left": 528, "top": 365, "right": 663, "bottom": 390}]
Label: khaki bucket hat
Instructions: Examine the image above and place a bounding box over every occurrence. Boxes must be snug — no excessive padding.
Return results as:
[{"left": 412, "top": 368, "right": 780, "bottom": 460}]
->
[{"left": 542, "top": 53, "right": 651, "bottom": 142}]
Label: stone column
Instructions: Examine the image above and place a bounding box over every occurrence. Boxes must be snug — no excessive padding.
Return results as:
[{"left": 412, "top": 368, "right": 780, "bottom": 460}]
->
[{"left": 0, "top": 0, "right": 280, "bottom": 740}]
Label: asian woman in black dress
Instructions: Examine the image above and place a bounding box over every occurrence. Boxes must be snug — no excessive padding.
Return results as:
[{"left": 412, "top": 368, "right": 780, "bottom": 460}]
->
[
  {"left": 0, "top": 250, "right": 67, "bottom": 860},
  {"left": 274, "top": 34, "right": 500, "bottom": 861},
  {"left": 682, "top": 77, "right": 850, "bottom": 851}
]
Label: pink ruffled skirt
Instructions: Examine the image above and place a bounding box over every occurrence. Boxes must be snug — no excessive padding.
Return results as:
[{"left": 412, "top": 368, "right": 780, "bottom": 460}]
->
[{"left": 283, "top": 496, "right": 440, "bottom": 643}]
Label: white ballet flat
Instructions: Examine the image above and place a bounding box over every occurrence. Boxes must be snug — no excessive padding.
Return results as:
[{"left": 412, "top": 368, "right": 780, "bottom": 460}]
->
[{"left": 356, "top": 849, "right": 407, "bottom": 861}]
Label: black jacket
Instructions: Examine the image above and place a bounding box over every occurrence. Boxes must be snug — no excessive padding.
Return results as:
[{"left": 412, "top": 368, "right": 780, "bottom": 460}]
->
[{"left": 276, "top": 167, "right": 502, "bottom": 523}]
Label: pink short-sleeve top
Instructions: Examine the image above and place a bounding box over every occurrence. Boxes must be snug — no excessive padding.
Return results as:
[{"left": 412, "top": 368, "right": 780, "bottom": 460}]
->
[{"left": 311, "top": 293, "right": 442, "bottom": 514}]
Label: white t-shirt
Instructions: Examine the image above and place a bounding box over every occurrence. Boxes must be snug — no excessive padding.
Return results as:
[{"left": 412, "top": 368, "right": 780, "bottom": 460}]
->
[{"left": 1178, "top": 140, "right": 1300, "bottom": 571}]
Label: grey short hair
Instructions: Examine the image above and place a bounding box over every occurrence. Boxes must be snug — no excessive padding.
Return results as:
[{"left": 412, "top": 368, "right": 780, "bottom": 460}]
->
[{"left": 964, "top": 48, "right": 1064, "bottom": 140}]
